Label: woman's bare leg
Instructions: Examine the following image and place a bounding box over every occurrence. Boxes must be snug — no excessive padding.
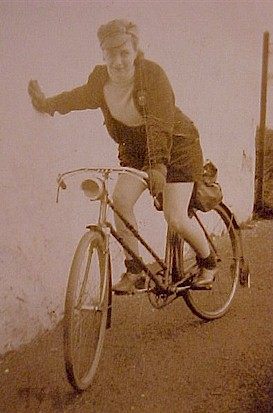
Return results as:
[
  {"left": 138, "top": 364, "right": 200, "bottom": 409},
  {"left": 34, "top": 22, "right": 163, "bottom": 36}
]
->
[
  {"left": 163, "top": 182, "right": 211, "bottom": 258},
  {"left": 112, "top": 173, "right": 146, "bottom": 262},
  {"left": 164, "top": 182, "right": 217, "bottom": 287}
]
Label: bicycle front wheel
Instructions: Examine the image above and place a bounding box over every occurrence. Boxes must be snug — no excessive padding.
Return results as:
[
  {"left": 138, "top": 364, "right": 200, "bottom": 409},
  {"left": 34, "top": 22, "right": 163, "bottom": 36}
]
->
[
  {"left": 182, "top": 204, "right": 240, "bottom": 320},
  {"left": 63, "top": 230, "right": 109, "bottom": 391}
]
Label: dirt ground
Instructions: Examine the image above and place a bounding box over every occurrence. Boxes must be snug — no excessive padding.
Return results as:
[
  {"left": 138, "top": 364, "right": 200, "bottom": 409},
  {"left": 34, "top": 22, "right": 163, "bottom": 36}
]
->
[{"left": 0, "top": 218, "right": 273, "bottom": 413}]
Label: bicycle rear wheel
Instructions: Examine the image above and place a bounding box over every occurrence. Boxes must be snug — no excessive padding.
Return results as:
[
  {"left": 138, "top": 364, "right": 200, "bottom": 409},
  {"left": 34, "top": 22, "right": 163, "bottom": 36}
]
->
[
  {"left": 182, "top": 204, "right": 240, "bottom": 320},
  {"left": 63, "top": 230, "right": 109, "bottom": 391}
]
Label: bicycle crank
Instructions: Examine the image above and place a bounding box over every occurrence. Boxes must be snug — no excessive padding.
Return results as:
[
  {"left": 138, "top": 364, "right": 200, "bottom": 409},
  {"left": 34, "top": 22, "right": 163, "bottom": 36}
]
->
[{"left": 147, "top": 278, "right": 177, "bottom": 309}]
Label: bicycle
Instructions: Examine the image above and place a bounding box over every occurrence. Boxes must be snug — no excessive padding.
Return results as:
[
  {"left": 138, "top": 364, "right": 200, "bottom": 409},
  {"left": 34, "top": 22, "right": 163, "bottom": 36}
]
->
[{"left": 56, "top": 166, "right": 250, "bottom": 392}]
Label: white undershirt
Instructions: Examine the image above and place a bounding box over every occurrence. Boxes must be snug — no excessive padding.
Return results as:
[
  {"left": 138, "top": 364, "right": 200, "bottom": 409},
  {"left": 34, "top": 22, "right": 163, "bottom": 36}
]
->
[{"left": 103, "top": 74, "right": 144, "bottom": 127}]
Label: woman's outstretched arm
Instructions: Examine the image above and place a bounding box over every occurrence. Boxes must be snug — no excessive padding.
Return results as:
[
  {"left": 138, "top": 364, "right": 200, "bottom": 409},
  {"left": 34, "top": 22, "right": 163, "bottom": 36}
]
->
[{"left": 28, "top": 66, "right": 105, "bottom": 116}]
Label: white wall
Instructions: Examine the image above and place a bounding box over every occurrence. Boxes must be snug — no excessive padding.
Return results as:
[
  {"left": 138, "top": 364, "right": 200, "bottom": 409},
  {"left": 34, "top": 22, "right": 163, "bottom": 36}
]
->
[{"left": 1, "top": 0, "right": 272, "bottom": 353}]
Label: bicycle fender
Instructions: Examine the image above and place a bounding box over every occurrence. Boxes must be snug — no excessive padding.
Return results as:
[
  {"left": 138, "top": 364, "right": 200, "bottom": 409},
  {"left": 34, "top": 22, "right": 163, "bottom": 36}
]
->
[
  {"left": 219, "top": 202, "right": 240, "bottom": 229},
  {"left": 219, "top": 203, "right": 250, "bottom": 288},
  {"left": 86, "top": 224, "right": 107, "bottom": 238}
]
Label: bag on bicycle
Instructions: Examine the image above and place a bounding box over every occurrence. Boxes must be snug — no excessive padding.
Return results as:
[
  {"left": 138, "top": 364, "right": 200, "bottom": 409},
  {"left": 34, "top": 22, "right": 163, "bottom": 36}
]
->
[{"left": 190, "top": 160, "right": 223, "bottom": 212}]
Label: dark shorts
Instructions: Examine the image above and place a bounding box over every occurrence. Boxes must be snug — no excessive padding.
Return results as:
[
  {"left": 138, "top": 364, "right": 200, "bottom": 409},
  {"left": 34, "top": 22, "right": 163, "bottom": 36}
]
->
[
  {"left": 166, "top": 133, "right": 204, "bottom": 183},
  {"left": 114, "top": 117, "right": 204, "bottom": 183}
]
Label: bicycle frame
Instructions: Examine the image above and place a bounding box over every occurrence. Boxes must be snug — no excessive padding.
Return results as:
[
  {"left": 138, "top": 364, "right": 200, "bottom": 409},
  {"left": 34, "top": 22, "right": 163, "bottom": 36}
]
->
[{"left": 57, "top": 167, "right": 174, "bottom": 293}]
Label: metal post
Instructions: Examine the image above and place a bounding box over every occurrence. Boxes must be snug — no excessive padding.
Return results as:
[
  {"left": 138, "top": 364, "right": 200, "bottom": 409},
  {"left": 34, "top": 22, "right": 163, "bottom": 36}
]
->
[{"left": 255, "top": 31, "right": 269, "bottom": 213}]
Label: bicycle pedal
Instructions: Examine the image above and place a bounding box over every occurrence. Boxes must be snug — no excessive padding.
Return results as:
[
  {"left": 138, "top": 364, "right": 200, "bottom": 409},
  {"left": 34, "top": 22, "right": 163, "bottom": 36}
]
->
[
  {"left": 112, "top": 287, "right": 148, "bottom": 296},
  {"left": 191, "top": 284, "right": 213, "bottom": 291},
  {"left": 134, "top": 287, "right": 148, "bottom": 294}
]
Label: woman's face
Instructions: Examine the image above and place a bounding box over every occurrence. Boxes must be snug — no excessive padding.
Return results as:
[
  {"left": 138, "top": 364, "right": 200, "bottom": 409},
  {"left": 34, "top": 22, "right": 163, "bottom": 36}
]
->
[{"left": 102, "top": 39, "right": 138, "bottom": 80}]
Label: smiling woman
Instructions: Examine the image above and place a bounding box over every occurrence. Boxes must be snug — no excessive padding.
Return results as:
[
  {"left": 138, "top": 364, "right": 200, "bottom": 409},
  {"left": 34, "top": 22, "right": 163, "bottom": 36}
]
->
[
  {"left": 28, "top": 18, "right": 218, "bottom": 295},
  {"left": 102, "top": 39, "right": 144, "bottom": 127}
]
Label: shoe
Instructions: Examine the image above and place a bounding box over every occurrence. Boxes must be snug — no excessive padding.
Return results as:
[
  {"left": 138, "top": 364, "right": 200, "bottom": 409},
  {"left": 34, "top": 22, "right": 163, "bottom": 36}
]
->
[
  {"left": 193, "top": 267, "right": 217, "bottom": 289},
  {"left": 112, "top": 272, "right": 146, "bottom": 295}
]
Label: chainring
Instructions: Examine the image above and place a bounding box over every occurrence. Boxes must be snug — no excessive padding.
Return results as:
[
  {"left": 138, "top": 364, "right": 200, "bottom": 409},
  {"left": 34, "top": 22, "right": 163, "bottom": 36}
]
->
[{"left": 147, "top": 276, "right": 177, "bottom": 309}]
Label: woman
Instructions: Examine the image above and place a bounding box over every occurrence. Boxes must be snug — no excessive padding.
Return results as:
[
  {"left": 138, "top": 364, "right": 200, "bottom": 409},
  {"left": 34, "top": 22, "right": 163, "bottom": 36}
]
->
[{"left": 28, "top": 19, "right": 217, "bottom": 294}]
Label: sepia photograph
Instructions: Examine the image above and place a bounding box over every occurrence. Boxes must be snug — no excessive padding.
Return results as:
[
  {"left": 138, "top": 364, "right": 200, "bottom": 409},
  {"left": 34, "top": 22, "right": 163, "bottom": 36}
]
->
[{"left": 0, "top": 0, "right": 273, "bottom": 411}]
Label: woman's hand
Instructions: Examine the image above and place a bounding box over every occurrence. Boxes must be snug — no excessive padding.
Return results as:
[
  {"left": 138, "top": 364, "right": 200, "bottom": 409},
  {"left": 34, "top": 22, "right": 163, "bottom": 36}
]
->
[
  {"left": 147, "top": 165, "right": 166, "bottom": 197},
  {"left": 28, "top": 80, "right": 53, "bottom": 115}
]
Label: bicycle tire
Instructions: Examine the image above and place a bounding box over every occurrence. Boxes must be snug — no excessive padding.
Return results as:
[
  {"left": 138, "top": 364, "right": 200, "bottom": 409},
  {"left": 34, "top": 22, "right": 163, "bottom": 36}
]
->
[
  {"left": 63, "top": 229, "right": 109, "bottom": 391},
  {"left": 179, "top": 204, "right": 240, "bottom": 320}
]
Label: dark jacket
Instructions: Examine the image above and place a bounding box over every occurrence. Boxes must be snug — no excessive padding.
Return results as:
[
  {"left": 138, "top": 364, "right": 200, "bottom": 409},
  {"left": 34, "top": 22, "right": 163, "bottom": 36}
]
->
[{"left": 47, "top": 57, "right": 203, "bottom": 179}]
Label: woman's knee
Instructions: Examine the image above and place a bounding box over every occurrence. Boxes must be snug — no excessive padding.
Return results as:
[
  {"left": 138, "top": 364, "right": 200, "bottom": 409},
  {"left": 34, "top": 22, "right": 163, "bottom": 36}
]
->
[
  {"left": 112, "top": 188, "right": 137, "bottom": 215},
  {"left": 113, "top": 191, "right": 129, "bottom": 213},
  {"left": 113, "top": 175, "right": 145, "bottom": 213}
]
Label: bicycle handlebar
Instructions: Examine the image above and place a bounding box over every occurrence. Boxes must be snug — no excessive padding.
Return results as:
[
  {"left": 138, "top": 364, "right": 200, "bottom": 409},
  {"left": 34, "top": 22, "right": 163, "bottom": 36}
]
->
[
  {"left": 56, "top": 166, "right": 149, "bottom": 203},
  {"left": 57, "top": 166, "right": 148, "bottom": 186}
]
